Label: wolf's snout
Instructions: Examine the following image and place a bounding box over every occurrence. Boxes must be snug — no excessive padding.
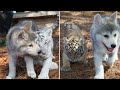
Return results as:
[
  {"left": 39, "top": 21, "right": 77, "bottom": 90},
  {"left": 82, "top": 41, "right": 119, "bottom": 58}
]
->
[
  {"left": 111, "top": 44, "right": 116, "bottom": 48},
  {"left": 38, "top": 50, "right": 46, "bottom": 55},
  {"left": 38, "top": 50, "right": 42, "bottom": 54}
]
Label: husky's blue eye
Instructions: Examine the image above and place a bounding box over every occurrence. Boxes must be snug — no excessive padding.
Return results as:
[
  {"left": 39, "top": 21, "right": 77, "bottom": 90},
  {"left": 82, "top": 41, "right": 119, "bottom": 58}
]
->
[
  {"left": 114, "top": 34, "right": 116, "bottom": 37},
  {"left": 103, "top": 35, "right": 109, "bottom": 38}
]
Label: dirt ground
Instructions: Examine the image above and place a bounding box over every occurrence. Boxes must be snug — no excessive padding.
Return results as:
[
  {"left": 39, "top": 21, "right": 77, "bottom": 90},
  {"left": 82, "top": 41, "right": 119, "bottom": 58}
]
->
[
  {"left": 0, "top": 38, "right": 59, "bottom": 79},
  {"left": 60, "top": 11, "right": 120, "bottom": 79}
]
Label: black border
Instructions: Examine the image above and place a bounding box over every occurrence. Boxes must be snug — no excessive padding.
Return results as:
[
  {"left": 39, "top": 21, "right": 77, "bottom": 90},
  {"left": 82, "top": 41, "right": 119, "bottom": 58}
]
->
[{"left": 0, "top": 0, "right": 120, "bottom": 10}]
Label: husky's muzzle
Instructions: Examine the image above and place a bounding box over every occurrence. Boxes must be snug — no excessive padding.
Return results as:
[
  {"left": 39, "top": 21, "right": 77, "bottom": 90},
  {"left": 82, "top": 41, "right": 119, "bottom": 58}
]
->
[{"left": 102, "top": 42, "right": 116, "bottom": 52}]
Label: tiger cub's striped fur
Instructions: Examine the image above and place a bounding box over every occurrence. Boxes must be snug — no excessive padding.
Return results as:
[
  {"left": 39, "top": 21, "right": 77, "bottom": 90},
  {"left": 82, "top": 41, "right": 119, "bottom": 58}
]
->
[{"left": 61, "top": 20, "right": 88, "bottom": 71}]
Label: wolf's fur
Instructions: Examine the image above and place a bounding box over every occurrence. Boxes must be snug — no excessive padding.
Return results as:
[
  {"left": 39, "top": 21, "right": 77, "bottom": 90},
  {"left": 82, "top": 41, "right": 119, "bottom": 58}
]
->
[
  {"left": 6, "top": 20, "right": 58, "bottom": 79},
  {"left": 61, "top": 20, "right": 88, "bottom": 71},
  {"left": 90, "top": 11, "right": 120, "bottom": 79}
]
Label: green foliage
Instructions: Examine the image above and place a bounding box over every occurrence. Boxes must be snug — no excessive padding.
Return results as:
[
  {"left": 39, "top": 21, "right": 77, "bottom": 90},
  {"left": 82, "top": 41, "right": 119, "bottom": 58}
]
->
[{"left": 0, "top": 39, "right": 6, "bottom": 47}]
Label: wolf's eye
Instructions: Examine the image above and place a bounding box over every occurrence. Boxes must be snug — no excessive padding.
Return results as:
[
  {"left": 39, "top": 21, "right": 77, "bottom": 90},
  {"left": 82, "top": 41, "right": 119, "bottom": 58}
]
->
[
  {"left": 29, "top": 44, "right": 33, "bottom": 47},
  {"left": 114, "top": 34, "right": 116, "bottom": 37},
  {"left": 103, "top": 35, "right": 109, "bottom": 38}
]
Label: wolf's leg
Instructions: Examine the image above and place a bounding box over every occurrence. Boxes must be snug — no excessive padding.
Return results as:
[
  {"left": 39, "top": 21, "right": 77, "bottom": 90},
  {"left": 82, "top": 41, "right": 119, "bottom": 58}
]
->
[
  {"left": 24, "top": 56, "right": 36, "bottom": 79},
  {"left": 6, "top": 54, "right": 17, "bottom": 79},
  {"left": 60, "top": 52, "right": 71, "bottom": 71},
  {"left": 38, "top": 60, "right": 58, "bottom": 70},
  {"left": 107, "top": 49, "right": 118, "bottom": 68},
  {"left": 38, "top": 55, "right": 52, "bottom": 79},
  {"left": 94, "top": 52, "right": 104, "bottom": 79}
]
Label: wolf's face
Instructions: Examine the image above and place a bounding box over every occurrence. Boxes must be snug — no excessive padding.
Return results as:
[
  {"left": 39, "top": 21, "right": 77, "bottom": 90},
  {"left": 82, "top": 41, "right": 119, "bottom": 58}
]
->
[
  {"left": 35, "top": 28, "right": 53, "bottom": 57},
  {"left": 15, "top": 21, "right": 41, "bottom": 56},
  {"left": 93, "top": 12, "right": 120, "bottom": 53},
  {"left": 19, "top": 41, "right": 41, "bottom": 56}
]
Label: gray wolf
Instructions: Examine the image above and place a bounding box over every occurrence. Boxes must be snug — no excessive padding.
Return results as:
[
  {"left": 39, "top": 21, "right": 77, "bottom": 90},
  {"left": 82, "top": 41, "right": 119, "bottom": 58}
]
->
[
  {"left": 6, "top": 20, "right": 58, "bottom": 79},
  {"left": 90, "top": 11, "right": 120, "bottom": 79}
]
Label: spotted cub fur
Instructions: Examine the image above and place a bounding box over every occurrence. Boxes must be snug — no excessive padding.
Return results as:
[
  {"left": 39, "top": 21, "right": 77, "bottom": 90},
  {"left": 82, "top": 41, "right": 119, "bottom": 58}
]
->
[{"left": 61, "top": 20, "right": 88, "bottom": 71}]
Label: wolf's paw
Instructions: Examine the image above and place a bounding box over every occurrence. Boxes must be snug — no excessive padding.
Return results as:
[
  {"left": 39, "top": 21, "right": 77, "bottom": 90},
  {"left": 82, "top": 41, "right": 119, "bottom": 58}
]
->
[
  {"left": 6, "top": 76, "right": 12, "bottom": 79},
  {"left": 28, "top": 71, "right": 36, "bottom": 79},
  {"left": 94, "top": 75, "right": 104, "bottom": 79},
  {"left": 60, "top": 66, "right": 71, "bottom": 71},
  {"left": 38, "top": 74, "right": 49, "bottom": 79},
  {"left": 50, "top": 62, "right": 58, "bottom": 70},
  {"left": 6, "top": 74, "right": 15, "bottom": 79}
]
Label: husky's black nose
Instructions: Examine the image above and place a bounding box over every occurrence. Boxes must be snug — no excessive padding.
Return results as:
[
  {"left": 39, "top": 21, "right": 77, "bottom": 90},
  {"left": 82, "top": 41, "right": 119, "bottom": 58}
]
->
[
  {"left": 38, "top": 50, "right": 42, "bottom": 54},
  {"left": 111, "top": 44, "right": 116, "bottom": 48}
]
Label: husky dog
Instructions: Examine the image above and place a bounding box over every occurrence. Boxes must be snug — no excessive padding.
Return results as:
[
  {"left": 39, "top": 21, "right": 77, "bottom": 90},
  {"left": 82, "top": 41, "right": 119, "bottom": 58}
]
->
[
  {"left": 61, "top": 20, "right": 88, "bottom": 71},
  {"left": 6, "top": 20, "right": 58, "bottom": 79},
  {"left": 90, "top": 11, "right": 120, "bottom": 79}
]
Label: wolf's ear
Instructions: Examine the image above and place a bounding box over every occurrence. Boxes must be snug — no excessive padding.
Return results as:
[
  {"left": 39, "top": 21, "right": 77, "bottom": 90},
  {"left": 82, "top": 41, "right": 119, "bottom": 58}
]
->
[
  {"left": 94, "top": 13, "right": 103, "bottom": 27},
  {"left": 110, "top": 11, "right": 118, "bottom": 24},
  {"left": 18, "top": 31, "right": 29, "bottom": 40},
  {"left": 23, "top": 21, "right": 32, "bottom": 33}
]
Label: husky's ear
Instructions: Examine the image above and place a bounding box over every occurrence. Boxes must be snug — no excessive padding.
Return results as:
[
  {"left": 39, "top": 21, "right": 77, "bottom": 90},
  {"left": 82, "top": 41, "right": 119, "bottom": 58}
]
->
[
  {"left": 110, "top": 11, "right": 118, "bottom": 24},
  {"left": 18, "top": 31, "right": 29, "bottom": 40},
  {"left": 94, "top": 13, "right": 103, "bottom": 27},
  {"left": 23, "top": 21, "right": 32, "bottom": 33}
]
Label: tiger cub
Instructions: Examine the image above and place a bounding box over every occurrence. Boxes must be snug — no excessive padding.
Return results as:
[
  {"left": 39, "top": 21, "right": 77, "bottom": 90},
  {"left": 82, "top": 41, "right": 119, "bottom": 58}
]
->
[{"left": 61, "top": 20, "right": 88, "bottom": 71}]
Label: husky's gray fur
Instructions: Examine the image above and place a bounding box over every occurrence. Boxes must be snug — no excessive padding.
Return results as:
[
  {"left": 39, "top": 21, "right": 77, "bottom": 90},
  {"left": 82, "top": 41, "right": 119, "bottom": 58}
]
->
[{"left": 90, "top": 11, "right": 120, "bottom": 79}]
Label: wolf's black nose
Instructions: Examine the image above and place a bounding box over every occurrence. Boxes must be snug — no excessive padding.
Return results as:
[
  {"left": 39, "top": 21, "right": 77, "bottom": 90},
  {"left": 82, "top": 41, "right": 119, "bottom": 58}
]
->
[
  {"left": 111, "top": 44, "right": 116, "bottom": 48},
  {"left": 38, "top": 50, "right": 42, "bottom": 54}
]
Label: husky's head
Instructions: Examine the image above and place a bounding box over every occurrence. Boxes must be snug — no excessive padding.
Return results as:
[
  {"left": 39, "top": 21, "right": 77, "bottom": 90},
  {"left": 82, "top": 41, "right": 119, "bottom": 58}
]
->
[
  {"left": 15, "top": 21, "right": 41, "bottom": 56},
  {"left": 34, "top": 28, "right": 53, "bottom": 58},
  {"left": 93, "top": 11, "right": 120, "bottom": 53}
]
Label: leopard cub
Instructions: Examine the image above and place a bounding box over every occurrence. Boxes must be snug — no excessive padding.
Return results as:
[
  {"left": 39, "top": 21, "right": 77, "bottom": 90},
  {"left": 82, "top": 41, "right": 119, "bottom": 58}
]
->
[{"left": 61, "top": 20, "right": 88, "bottom": 71}]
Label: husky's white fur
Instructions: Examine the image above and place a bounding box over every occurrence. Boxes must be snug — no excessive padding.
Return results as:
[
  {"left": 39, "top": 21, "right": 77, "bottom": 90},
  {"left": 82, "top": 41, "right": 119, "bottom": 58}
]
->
[{"left": 90, "top": 11, "right": 120, "bottom": 79}]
